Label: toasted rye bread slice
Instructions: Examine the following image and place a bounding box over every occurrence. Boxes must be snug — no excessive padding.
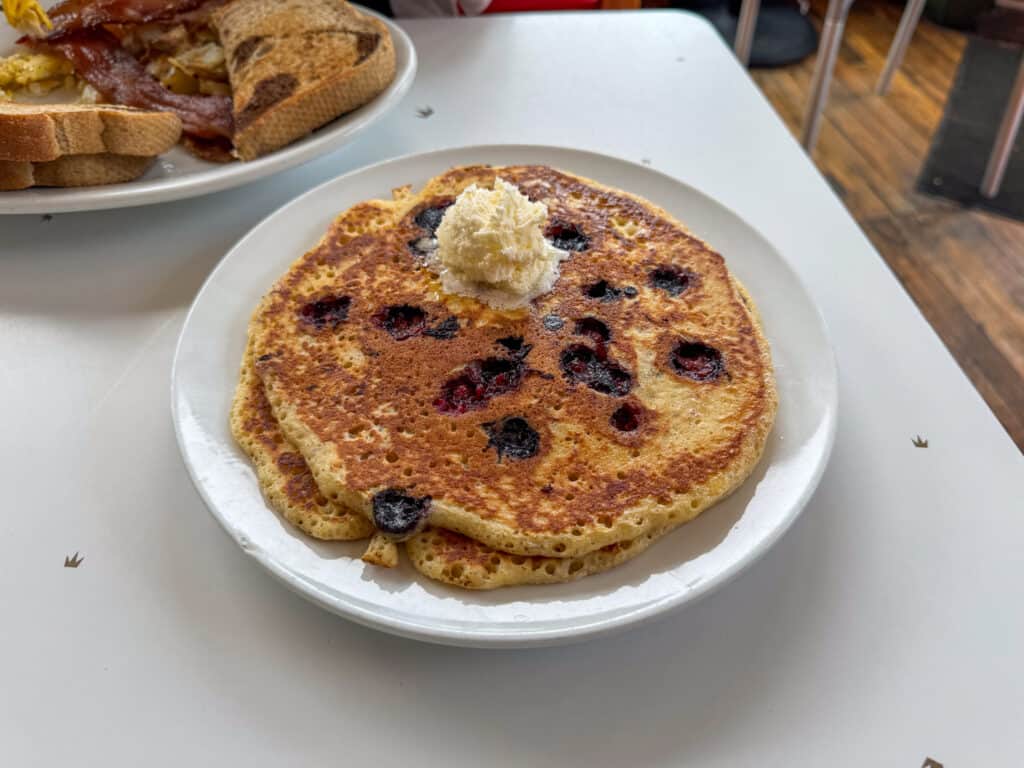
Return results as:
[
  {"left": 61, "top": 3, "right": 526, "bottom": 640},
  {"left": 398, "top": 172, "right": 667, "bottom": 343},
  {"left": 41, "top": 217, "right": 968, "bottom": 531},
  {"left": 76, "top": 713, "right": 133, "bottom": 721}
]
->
[
  {"left": 0, "top": 153, "right": 155, "bottom": 190},
  {"left": 0, "top": 103, "right": 182, "bottom": 163},
  {"left": 212, "top": 0, "right": 396, "bottom": 161}
]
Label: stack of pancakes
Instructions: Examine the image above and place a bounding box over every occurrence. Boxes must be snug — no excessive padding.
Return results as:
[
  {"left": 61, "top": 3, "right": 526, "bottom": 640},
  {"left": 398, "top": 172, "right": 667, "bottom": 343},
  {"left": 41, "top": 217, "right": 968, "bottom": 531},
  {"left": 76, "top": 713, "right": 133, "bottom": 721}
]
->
[{"left": 231, "top": 165, "right": 777, "bottom": 590}]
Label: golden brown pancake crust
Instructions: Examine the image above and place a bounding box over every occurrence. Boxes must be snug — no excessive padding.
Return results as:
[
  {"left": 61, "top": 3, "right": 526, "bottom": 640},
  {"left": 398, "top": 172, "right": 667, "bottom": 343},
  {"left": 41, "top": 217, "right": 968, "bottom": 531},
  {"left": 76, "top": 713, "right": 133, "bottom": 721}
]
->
[
  {"left": 251, "top": 165, "right": 776, "bottom": 558},
  {"left": 405, "top": 526, "right": 665, "bottom": 590},
  {"left": 230, "top": 340, "right": 374, "bottom": 541}
]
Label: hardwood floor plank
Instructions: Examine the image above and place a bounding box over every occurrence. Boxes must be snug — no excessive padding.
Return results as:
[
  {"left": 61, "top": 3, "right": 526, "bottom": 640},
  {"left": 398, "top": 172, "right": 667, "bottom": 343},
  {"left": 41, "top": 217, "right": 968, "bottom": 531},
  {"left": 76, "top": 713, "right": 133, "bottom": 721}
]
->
[
  {"left": 823, "top": 101, "right": 922, "bottom": 215},
  {"left": 886, "top": 211, "right": 1024, "bottom": 375},
  {"left": 976, "top": 214, "right": 1024, "bottom": 300}
]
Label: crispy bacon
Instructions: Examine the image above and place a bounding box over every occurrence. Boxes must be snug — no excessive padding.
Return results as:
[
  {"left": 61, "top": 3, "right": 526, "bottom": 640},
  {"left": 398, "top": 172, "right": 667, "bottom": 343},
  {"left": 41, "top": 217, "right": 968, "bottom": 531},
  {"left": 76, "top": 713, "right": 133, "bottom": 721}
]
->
[
  {"left": 181, "top": 134, "right": 234, "bottom": 162},
  {"left": 42, "top": 0, "right": 209, "bottom": 35},
  {"left": 28, "top": 30, "right": 233, "bottom": 139}
]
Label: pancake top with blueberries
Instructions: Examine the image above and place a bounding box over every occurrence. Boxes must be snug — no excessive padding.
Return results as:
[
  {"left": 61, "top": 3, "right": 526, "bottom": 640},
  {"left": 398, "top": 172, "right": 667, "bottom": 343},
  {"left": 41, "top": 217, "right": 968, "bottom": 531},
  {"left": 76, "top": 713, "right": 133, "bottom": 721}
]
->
[{"left": 250, "top": 165, "right": 777, "bottom": 559}]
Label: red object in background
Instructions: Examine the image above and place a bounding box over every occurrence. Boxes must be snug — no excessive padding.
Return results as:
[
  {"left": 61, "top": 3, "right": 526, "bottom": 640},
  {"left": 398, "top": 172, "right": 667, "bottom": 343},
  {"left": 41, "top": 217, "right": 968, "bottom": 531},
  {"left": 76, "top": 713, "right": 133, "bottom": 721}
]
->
[{"left": 479, "top": 0, "right": 599, "bottom": 11}]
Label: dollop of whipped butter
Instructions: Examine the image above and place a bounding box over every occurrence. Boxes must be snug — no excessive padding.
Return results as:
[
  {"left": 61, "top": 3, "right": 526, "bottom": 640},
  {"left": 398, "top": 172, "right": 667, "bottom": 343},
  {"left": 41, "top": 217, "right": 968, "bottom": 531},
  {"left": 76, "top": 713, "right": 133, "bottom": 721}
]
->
[{"left": 431, "top": 178, "right": 567, "bottom": 309}]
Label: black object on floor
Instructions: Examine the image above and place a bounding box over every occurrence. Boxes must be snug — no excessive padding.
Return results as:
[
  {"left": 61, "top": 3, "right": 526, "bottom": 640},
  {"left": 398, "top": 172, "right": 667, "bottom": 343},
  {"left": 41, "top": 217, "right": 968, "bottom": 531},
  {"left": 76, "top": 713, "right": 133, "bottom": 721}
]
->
[
  {"left": 918, "top": 37, "right": 1024, "bottom": 220},
  {"left": 977, "top": 7, "right": 1024, "bottom": 46},
  {"left": 695, "top": 1, "right": 818, "bottom": 68}
]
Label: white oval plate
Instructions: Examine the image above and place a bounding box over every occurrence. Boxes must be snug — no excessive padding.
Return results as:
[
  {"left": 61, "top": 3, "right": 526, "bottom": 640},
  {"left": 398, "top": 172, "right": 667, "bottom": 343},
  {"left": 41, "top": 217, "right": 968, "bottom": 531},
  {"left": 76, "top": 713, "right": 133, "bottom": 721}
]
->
[
  {"left": 0, "top": 8, "right": 415, "bottom": 215},
  {"left": 172, "top": 145, "right": 838, "bottom": 648}
]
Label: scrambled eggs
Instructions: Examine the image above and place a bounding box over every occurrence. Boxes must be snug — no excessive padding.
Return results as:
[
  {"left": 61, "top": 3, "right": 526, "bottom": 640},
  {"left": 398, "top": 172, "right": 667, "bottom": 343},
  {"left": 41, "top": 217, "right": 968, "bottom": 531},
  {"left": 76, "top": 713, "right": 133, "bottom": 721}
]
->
[
  {"left": 0, "top": 52, "right": 75, "bottom": 100},
  {"left": 0, "top": 1, "right": 84, "bottom": 101},
  {"left": 1, "top": 0, "right": 52, "bottom": 33},
  {"left": 0, "top": 3, "right": 229, "bottom": 101}
]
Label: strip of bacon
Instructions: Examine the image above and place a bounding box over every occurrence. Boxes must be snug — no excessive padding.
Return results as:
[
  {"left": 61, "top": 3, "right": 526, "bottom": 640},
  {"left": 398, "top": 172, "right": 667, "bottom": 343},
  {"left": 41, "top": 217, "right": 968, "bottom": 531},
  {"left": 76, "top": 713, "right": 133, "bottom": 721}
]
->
[
  {"left": 42, "top": 0, "right": 208, "bottom": 36},
  {"left": 28, "top": 31, "right": 233, "bottom": 139}
]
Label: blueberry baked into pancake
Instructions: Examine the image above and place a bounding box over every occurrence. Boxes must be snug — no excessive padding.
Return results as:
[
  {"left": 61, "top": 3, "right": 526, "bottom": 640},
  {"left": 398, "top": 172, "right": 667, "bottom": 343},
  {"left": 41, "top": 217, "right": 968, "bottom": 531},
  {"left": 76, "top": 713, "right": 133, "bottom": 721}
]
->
[{"left": 232, "top": 165, "right": 777, "bottom": 589}]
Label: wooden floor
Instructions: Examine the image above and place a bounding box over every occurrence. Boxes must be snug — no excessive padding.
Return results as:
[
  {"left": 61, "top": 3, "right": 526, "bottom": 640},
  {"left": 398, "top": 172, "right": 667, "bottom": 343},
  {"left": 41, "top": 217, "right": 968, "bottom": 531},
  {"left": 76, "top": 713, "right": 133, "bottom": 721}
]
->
[{"left": 752, "top": 0, "right": 1024, "bottom": 451}]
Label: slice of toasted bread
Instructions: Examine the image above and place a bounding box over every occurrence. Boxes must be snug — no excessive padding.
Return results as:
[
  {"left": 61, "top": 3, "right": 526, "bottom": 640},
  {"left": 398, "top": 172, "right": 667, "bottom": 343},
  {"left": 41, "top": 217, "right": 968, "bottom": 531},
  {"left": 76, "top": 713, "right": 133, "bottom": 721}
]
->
[
  {"left": 0, "top": 153, "right": 155, "bottom": 190},
  {"left": 212, "top": 0, "right": 396, "bottom": 161},
  {"left": 0, "top": 104, "right": 182, "bottom": 163}
]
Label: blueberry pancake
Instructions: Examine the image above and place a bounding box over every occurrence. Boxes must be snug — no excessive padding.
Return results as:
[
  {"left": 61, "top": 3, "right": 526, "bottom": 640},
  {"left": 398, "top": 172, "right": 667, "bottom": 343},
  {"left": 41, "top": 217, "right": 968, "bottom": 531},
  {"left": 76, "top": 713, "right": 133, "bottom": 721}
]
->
[
  {"left": 245, "top": 165, "right": 777, "bottom": 570},
  {"left": 232, "top": 341, "right": 668, "bottom": 588}
]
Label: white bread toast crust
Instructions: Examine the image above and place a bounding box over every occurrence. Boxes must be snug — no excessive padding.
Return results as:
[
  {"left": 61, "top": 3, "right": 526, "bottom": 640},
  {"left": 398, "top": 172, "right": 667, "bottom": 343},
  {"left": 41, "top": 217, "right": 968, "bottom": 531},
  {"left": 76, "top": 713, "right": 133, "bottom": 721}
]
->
[
  {"left": 0, "top": 153, "right": 155, "bottom": 190},
  {"left": 0, "top": 104, "right": 182, "bottom": 163}
]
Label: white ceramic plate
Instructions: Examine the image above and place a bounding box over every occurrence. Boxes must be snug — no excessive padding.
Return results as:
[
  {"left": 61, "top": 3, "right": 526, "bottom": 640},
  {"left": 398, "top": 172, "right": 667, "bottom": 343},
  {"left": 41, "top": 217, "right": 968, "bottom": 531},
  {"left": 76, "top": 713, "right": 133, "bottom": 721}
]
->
[
  {"left": 0, "top": 9, "right": 415, "bottom": 215},
  {"left": 172, "top": 145, "right": 838, "bottom": 648}
]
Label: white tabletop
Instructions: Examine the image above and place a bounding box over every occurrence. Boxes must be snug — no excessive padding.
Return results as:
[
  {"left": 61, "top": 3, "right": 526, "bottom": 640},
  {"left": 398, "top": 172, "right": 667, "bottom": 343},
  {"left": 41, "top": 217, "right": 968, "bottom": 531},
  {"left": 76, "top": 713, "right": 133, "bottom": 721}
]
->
[{"left": 2, "top": 12, "right": 1021, "bottom": 766}]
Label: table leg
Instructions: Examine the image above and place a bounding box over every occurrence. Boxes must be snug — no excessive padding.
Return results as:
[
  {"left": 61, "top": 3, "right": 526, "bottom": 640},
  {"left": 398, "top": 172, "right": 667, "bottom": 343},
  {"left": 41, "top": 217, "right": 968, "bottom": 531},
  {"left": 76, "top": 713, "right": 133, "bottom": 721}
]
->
[
  {"left": 980, "top": 55, "right": 1024, "bottom": 199},
  {"left": 734, "top": 0, "right": 762, "bottom": 66},
  {"left": 875, "top": 0, "right": 927, "bottom": 95},
  {"left": 800, "top": 0, "right": 854, "bottom": 152}
]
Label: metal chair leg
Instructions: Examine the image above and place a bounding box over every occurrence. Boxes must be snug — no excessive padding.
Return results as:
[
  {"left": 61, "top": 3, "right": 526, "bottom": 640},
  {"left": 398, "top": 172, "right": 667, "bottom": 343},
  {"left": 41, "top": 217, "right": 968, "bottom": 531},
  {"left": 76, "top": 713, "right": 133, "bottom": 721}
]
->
[
  {"left": 875, "top": 0, "right": 927, "bottom": 95},
  {"left": 800, "top": 0, "right": 854, "bottom": 151},
  {"left": 981, "top": 56, "right": 1024, "bottom": 199},
  {"left": 734, "top": 0, "right": 762, "bottom": 66}
]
